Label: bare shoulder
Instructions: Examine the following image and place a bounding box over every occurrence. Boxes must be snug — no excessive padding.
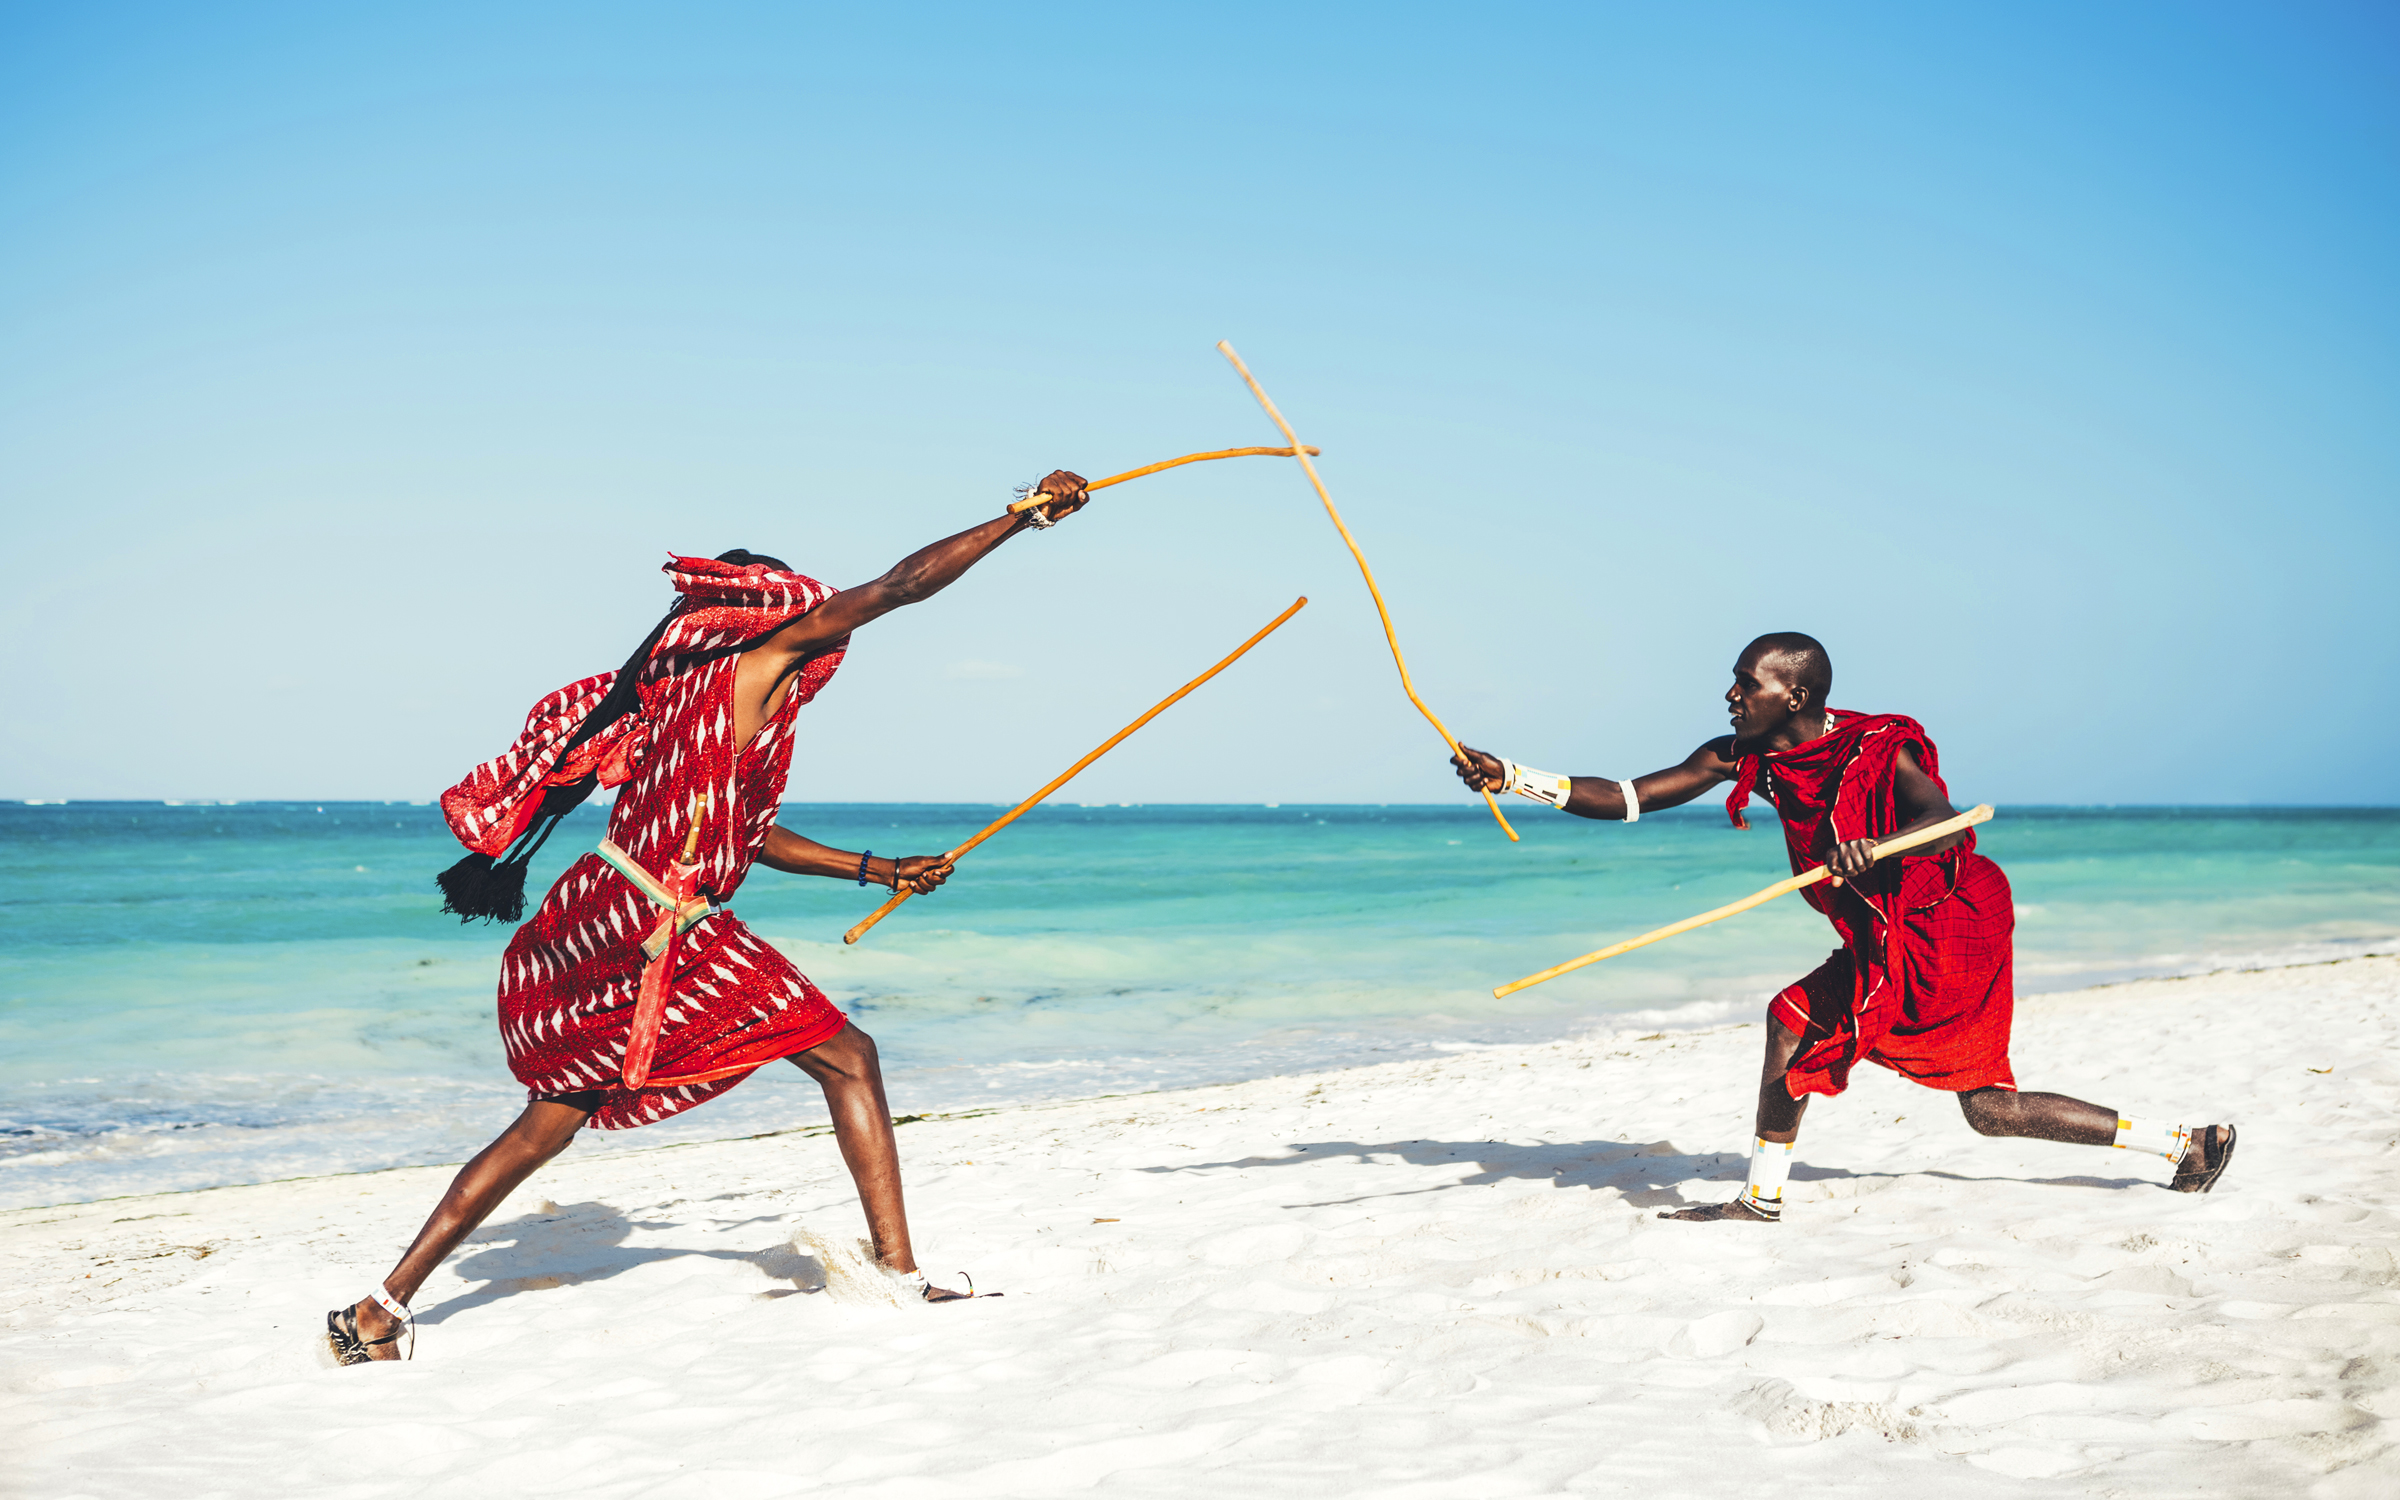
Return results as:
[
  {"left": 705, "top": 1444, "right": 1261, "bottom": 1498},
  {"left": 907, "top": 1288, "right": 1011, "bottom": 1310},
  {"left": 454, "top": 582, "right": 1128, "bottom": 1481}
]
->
[{"left": 1687, "top": 735, "right": 1741, "bottom": 780}]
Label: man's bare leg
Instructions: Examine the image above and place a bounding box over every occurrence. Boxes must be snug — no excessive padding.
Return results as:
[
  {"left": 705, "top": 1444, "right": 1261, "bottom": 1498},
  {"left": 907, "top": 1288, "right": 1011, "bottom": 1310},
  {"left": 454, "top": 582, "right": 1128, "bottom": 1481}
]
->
[
  {"left": 1652, "top": 1057, "right": 2235, "bottom": 1228},
  {"left": 787, "top": 1022, "right": 977, "bottom": 1300},
  {"left": 790, "top": 1023, "right": 915, "bottom": 1272},
  {"left": 1956, "top": 1086, "right": 2113, "bottom": 1143},
  {"left": 1960, "top": 1087, "right": 2235, "bottom": 1190},
  {"left": 339, "top": 1099, "right": 593, "bottom": 1358},
  {"left": 1660, "top": 1018, "right": 1811, "bottom": 1223},
  {"left": 337, "top": 1018, "right": 962, "bottom": 1363}
]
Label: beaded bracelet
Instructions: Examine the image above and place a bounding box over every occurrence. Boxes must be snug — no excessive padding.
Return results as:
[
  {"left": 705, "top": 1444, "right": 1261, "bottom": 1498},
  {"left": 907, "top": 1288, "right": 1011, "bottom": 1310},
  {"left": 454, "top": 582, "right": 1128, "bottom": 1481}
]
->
[{"left": 856, "top": 849, "right": 874, "bottom": 886}]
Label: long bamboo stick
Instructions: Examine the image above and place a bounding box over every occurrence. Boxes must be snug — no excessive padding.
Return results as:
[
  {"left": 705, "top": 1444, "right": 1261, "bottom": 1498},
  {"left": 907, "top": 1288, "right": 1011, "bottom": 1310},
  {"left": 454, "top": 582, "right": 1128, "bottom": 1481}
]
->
[
  {"left": 1004, "top": 445, "right": 1322, "bottom": 514},
  {"left": 843, "top": 596, "right": 1311, "bottom": 944},
  {"left": 1214, "top": 342, "right": 1518, "bottom": 842},
  {"left": 1492, "top": 804, "right": 1996, "bottom": 999}
]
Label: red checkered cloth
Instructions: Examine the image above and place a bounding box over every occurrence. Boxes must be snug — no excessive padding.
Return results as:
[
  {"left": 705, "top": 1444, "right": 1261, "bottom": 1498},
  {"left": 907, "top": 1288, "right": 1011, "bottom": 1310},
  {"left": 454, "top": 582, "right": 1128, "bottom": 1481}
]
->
[{"left": 1728, "top": 713, "right": 2016, "bottom": 1099}]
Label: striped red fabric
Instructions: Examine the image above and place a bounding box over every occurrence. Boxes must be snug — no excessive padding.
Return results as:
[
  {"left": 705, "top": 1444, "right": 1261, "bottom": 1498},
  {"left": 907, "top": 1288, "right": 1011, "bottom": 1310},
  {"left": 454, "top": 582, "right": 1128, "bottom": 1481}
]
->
[
  {"left": 440, "top": 555, "right": 839, "bottom": 858},
  {"left": 455, "top": 555, "right": 854, "bottom": 1129}
]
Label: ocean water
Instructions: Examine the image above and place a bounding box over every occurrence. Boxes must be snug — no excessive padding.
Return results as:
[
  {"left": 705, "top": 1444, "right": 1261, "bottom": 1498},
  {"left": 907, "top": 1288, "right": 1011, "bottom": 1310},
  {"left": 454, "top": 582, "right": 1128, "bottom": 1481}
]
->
[{"left": 3, "top": 801, "right": 2394, "bottom": 1209}]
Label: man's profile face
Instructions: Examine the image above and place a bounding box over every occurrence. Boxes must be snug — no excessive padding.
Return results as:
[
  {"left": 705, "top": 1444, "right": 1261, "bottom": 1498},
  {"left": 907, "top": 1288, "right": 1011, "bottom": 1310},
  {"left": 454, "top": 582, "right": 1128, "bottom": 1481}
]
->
[{"left": 1726, "top": 645, "right": 1805, "bottom": 741}]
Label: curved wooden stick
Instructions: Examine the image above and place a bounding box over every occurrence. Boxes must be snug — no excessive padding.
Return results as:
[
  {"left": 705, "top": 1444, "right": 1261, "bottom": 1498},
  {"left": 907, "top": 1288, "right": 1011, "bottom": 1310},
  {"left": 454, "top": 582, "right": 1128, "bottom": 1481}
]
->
[
  {"left": 1005, "top": 445, "right": 1322, "bottom": 514},
  {"left": 1492, "top": 805, "right": 1996, "bottom": 999},
  {"left": 843, "top": 596, "right": 1311, "bottom": 944},
  {"left": 1216, "top": 341, "right": 1519, "bottom": 842}
]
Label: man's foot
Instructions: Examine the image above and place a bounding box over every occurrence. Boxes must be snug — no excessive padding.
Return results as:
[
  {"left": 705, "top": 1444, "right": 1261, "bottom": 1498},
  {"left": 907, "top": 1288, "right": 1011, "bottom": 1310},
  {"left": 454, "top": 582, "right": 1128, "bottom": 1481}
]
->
[
  {"left": 922, "top": 1271, "right": 1000, "bottom": 1302},
  {"left": 1658, "top": 1199, "right": 1779, "bottom": 1223},
  {"left": 893, "top": 1267, "right": 1001, "bottom": 1302},
  {"left": 2170, "top": 1124, "right": 2237, "bottom": 1193},
  {"left": 325, "top": 1297, "right": 409, "bottom": 1365}
]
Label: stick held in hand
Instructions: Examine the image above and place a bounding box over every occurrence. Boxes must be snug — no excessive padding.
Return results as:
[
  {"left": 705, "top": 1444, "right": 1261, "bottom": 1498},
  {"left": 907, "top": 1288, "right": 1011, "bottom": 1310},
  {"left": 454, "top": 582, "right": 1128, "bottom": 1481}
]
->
[
  {"left": 843, "top": 596, "right": 1311, "bottom": 944},
  {"left": 1004, "top": 446, "right": 1322, "bottom": 514},
  {"left": 1215, "top": 341, "right": 1518, "bottom": 843},
  {"left": 1493, "top": 805, "right": 1996, "bottom": 999}
]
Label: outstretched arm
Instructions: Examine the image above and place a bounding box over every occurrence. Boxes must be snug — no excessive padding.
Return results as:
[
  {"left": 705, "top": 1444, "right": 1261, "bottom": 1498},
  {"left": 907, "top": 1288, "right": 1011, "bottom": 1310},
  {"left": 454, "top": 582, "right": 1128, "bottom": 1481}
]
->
[
  {"left": 757, "top": 827, "right": 954, "bottom": 895},
  {"left": 750, "top": 469, "right": 1089, "bottom": 675},
  {"left": 1452, "top": 738, "right": 1741, "bottom": 821}
]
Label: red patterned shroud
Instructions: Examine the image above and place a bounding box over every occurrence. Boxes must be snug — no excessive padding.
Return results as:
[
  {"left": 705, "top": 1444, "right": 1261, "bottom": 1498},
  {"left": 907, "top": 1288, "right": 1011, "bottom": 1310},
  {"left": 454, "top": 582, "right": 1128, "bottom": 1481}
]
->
[
  {"left": 1727, "top": 713, "right": 2017, "bottom": 1100},
  {"left": 441, "top": 557, "right": 839, "bottom": 858},
  {"left": 449, "top": 557, "right": 853, "bottom": 1130}
]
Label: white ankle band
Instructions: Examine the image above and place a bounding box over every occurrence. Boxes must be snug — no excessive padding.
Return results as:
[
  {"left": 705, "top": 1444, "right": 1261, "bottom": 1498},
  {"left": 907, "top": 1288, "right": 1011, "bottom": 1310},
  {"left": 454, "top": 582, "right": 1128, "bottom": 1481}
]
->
[
  {"left": 1744, "top": 1137, "right": 1793, "bottom": 1218},
  {"left": 2112, "top": 1116, "right": 2191, "bottom": 1163},
  {"left": 370, "top": 1286, "right": 412, "bottom": 1323},
  {"left": 1620, "top": 779, "right": 1640, "bottom": 822},
  {"left": 1499, "top": 759, "right": 1573, "bottom": 809}
]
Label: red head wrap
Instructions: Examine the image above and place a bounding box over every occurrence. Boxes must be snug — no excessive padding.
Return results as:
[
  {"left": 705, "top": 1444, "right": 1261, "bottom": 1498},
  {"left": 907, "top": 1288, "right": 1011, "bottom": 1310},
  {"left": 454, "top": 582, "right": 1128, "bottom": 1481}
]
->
[{"left": 441, "top": 555, "right": 837, "bottom": 858}]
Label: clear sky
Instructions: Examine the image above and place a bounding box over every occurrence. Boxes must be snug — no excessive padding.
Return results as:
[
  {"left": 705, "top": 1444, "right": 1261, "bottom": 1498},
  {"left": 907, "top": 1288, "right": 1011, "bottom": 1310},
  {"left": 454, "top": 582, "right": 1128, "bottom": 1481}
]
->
[{"left": 3, "top": 2, "right": 2393, "bottom": 806}]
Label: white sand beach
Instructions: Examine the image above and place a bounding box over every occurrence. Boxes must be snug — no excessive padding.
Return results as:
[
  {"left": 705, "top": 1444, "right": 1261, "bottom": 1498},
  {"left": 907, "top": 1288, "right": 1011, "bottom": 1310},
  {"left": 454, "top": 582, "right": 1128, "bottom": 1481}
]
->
[{"left": 5, "top": 955, "right": 2395, "bottom": 1498}]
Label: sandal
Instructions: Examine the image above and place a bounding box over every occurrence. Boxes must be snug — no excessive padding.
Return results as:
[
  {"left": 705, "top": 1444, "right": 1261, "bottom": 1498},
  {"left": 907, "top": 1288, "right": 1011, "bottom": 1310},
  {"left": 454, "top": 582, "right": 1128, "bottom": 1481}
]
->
[
  {"left": 900, "top": 1270, "right": 1001, "bottom": 1303},
  {"left": 2170, "top": 1124, "right": 2237, "bottom": 1194},
  {"left": 325, "top": 1286, "right": 414, "bottom": 1366}
]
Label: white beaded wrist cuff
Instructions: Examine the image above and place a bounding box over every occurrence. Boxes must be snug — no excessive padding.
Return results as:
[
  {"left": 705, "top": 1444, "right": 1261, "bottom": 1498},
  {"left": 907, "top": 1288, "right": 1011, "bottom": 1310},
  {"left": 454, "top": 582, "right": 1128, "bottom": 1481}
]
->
[{"left": 1498, "top": 759, "right": 1573, "bottom": 809}]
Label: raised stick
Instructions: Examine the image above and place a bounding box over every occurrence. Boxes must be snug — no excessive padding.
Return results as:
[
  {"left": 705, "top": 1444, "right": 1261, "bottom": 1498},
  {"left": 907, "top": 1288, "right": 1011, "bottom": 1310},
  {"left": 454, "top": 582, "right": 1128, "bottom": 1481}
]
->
[
  {"left": 843, "top": 596, "right": 1311, "bottom": 944},
  {"left": 1005, "top": 445, "right": 1322, "bottom": 514},
  {"left": 1492, "top": 805, "right": 1996, "bottom": 999},
  {"left": 1215, "top": 341, "right": 1519, "bottom": 843}
]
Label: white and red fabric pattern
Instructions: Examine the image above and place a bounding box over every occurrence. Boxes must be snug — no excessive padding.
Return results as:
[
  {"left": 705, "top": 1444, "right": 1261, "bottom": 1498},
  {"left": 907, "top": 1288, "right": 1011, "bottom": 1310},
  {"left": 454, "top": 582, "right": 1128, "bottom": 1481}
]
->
[
  {"left": 441, "top": 558, "right": 839, "bottom": 858},
  {"left": 444, "top": 556, "right": 853, "bottom": 1130}
]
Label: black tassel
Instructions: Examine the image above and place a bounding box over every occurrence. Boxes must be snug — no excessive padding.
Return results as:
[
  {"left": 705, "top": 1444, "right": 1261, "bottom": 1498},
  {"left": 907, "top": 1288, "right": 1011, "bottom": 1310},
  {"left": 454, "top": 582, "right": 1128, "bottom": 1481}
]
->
[
  {"left": 431, "top": 587, "right": 703, "bottom": 928},
  {"left": 436, "top": 851, "right": 530, "bottom": 924},
  {"left": 433, "top": 783, "right": 589, "bottom": 924}
]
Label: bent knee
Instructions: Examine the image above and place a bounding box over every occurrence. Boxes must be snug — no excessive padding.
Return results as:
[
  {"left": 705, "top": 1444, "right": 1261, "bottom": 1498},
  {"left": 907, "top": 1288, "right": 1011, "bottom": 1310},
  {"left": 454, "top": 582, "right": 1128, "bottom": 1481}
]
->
[
  {"left": 792, "top": 1023, "right": 880, "bottom": 1082},
  {"left": 1957, "top": 1088, "right": 2013, "bottom": 1135},
  {"left": 833, "top": 1024, "right": 879, "bottom": 1066},
  {"left": 1762, "top": 1017, "right": 1807, "bottom": 1073}
]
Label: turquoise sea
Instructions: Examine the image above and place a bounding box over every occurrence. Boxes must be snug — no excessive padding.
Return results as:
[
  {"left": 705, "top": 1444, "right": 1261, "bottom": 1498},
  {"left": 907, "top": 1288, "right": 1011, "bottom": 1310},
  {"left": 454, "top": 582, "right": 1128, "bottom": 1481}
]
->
[{"left": 3, "top": 801, "right": 2394, "bottom": 1209}]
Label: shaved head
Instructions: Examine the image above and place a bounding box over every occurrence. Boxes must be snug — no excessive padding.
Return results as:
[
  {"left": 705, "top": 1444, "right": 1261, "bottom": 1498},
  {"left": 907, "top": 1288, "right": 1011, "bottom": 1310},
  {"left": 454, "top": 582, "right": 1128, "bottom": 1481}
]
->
[{"left": 1745, "top": 632, "right": 1832, "bottom": 708}]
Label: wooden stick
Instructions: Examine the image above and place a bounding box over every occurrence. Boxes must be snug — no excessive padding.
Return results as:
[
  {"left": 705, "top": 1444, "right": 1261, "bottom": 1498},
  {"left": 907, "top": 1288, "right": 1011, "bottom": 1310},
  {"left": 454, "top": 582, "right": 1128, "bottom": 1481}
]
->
[
  {"left": 1492, "top": 805, "right": 1996, "bottom": 999},
  {"left": 1215, "top": 341, "right": 1519, "bottom": 842},
  {"left": 843, "top": 596, "right": 1311, "bottom": 944},
  {"left": 1005, "top": 445, "right": 1322, "bottom": 514}
]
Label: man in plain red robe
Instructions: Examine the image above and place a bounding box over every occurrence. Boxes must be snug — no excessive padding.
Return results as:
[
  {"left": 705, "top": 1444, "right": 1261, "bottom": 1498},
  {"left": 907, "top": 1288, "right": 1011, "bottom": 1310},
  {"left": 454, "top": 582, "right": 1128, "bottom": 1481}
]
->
[{"left": 1453, "top": 633, "right": 2235, "bottom": 1224}]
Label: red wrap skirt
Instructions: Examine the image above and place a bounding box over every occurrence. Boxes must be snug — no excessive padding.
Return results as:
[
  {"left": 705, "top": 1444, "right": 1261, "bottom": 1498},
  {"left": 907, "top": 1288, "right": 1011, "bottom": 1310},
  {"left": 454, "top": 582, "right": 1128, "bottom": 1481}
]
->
[
  {"left": 1772, "top": 851, "right": 2018, "bottom": 1099},
  {"left": 498, "top": 853, "right": 848, "bottom": 1130}
]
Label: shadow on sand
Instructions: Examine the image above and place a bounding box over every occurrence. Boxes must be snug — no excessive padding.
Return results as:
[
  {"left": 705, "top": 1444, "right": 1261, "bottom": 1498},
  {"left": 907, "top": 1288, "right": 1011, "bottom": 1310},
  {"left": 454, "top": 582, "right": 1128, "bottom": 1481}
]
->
[
  {"left": 419, "top": 1200, "right": 828, "bottom": 1324},
  {"left": 1140, "top": 1137, "right": 2159, "bottom": 1211},
  {"left": 427, "top": 1144, "right": 2170, "bottom": 1322}
]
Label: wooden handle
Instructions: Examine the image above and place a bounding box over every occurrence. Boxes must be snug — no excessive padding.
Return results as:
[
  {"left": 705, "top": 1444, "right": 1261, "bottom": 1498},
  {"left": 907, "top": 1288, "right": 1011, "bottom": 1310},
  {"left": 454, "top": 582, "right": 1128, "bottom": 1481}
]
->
[
  {"left": 1216, "top": 340, "right": 1518, "bottom": 843},
  {"left": 843, "top": 596, "right": 1312, "bottom": 944},
  {"left": 845, "top": 869, "right": 931, "bottom": 945},
  {"left": 1491, "top": 805, "right": 1996, "bottom": 999},
  {"left": 1005, "top": 446, "right": 1324, "bottom": 514}
]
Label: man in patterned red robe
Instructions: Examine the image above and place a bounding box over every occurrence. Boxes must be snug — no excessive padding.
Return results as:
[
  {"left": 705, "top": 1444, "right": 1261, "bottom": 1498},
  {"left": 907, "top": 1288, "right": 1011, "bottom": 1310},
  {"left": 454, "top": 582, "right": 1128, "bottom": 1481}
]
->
[
  {"left": 328, "top": 471, "right": 1088, "bottom": 1364},
  {"left": 1452, "top": 633, "right": 2235, "bottom": 1225}
]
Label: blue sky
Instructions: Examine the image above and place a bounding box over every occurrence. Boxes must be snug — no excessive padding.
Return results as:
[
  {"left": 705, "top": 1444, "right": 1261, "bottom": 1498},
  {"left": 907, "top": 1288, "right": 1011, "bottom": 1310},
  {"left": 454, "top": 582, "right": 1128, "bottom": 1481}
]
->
[{"left": 3, "top": 2, "right": 2393, "bottom": 805}]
